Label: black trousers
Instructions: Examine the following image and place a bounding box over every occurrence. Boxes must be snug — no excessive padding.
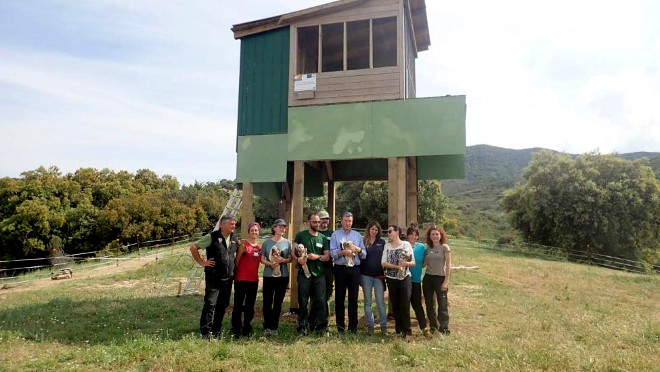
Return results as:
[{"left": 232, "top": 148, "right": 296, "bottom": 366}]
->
[
  {"left": 333, "top": 265, "right": 361, "bottom": 332},
  {"left": 262, "top": 276, "right": 289, "bottom": 331},
  {"left": 310, "top": 266, "right": 334, "bottom": 328},
  {"left": 387, "top": 276, "right": 412, "bottom": 336},
  {"left": 411, "top": 281, "right": 428, "bottom": 330},
  {"left": 423, "top": 274, "right": 449, "bottom": 330},
  {"left": 200, "top": 276, "right": 233, "bottom": 336},
  {"left": 231, "top": 280, "right": 258, "bottom": 335},
  {"left": 297, "top": 270, "right": 327, "bottom": 333}
]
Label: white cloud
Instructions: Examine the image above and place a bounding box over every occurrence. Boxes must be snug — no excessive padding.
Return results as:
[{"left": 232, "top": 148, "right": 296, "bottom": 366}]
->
[{"left": 0, "top": 0, "right": 658, "bottom": 185}]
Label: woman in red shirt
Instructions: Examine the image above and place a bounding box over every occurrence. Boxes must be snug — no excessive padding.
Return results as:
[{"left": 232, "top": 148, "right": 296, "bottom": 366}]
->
[{"left": 231, "top": 222, "right": 261, "bottom": 338}]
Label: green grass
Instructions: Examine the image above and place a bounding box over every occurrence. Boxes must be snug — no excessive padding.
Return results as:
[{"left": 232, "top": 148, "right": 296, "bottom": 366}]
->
[{"left": 1, "top": 241, "right": 658, "bottom": 371}]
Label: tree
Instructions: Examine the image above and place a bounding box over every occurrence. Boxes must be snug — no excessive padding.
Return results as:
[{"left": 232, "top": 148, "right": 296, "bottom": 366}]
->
[
  {"left": 502, "top": 151, "right": 660, "bottom": 262},
  {"left": 418, "top": 180, "right": 449, "bottom": 226},
  {"left": 358, "top": 182, "right": 388, "bottom": 227}
]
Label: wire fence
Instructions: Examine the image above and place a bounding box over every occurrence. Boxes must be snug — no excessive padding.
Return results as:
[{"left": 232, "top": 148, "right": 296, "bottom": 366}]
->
[
  {"left": 1, "top": 230, "right": 656, "bottom": 289},
  {"left": 0, "top": 232, "right": 204, "bottom": 287},
  {"left": 452, "top": 236, "right": 660, "bottom": 274}
]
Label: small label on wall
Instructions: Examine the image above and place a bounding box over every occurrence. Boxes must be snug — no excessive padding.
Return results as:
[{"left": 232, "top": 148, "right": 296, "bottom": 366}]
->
[{"left": 294, "top": 74, "right": 316, "bottom": 92}]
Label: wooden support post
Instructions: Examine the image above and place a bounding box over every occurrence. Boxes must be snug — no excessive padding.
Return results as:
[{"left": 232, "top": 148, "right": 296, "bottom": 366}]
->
[
  {"left": 406, "top": 157, "right": 418, "bottom": 227},
  {"left": 240, "top": 182, "right": 254, "bottom": 239},
  {"left": 289, "top": 161, "right": 305, "bottom": 311},
  {"left": 325, "top": 160, "right": 336, "bottom": 230},
  {"left": 397, "top": 157, "right": 406, "bottom": 227},
  {"left": 327, "top": 179, "right": 335, "bottom": 230},
  {"left": 388, "top": 157, "right": 407, "bottom": 227}
]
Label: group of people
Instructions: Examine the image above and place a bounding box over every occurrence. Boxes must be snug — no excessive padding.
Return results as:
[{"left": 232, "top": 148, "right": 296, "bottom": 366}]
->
[{"left": 189, "top": 211, "right": 452, "bottom": 342}]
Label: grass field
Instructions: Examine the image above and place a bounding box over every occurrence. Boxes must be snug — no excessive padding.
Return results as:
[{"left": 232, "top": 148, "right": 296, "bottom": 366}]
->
[{"left": 1, "top": 241, "right": 658, "bottom": 371}]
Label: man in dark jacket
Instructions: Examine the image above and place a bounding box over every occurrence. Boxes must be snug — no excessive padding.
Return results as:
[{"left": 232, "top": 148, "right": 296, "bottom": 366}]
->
[{"left": 190, "top": 215, "right": 239, "bottom": 339}]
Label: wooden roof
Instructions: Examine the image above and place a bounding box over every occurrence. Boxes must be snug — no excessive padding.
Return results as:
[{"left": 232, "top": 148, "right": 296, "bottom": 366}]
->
[{"left": 231, "top": 0, "right": 430, "bottom": 51}]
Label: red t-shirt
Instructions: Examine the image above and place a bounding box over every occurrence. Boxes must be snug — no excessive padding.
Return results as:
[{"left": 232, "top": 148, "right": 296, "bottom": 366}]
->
[{"left": 234, "top": 241, "right": 261, "bottom": 282}]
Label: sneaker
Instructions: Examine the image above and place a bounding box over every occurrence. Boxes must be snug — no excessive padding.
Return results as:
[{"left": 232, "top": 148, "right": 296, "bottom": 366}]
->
[
  {"left": 263, "top": 329, "right": 272, "bottom": 336},
  {"left": 201, "top": 334, "right": 210, "bottom": 341},
  {"left": 440, "top": 328, "right": 451, "bottom": 335},
  {"left": 272, "top": 329, "right": 279, "bottom": 336},
  {"left": 422, "top": 328, "right": 431, "bottom": 338},
  {"left": 367, "top": 326, "right": 374, "bottom": 335}
]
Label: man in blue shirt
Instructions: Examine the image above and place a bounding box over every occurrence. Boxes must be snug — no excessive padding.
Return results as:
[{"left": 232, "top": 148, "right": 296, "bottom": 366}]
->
[{"left": 330, "top": 211, "right": 366, "bottom": 333}]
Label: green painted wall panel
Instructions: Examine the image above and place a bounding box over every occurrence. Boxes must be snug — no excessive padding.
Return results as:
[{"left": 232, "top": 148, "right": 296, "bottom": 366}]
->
[
  {"left": 253, "top": 182, "right": 281, "bottom": 201},
  {"left": 372, "top": 96, "right": 466, "bottom": 157},
  {"left": 287, "top": 96, "right": 465, "bottom": 161},
  {"left": 288, "top": 102, "right": 373, "bottom": 160},
  {"left": 417, "top": 154, "right": 465, "bottom": 180},
  {"left": 237, "top": 27, "right": 290, "bottom": 136},
  {"left": 333, "top": 159, "right": 388, "bottom": 181},
  {"left": 236, "top": 134, "right": 288, "bottom": 182},
  {"left": 236, "top": 96, "right": 466, "bottom": 183},
  {"left": 304, "top": 164, "right": 324, "bottom": 197}
]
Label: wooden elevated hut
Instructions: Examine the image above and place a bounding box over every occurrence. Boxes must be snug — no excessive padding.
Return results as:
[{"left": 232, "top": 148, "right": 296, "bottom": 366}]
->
[{"left": 232, "top": 0, "right": 466, "bottom": 309}]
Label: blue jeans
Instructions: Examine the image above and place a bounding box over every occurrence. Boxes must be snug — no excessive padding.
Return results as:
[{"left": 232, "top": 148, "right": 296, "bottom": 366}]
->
[{"left": 360, "top": 275, "right": 387, "bottom": 330}]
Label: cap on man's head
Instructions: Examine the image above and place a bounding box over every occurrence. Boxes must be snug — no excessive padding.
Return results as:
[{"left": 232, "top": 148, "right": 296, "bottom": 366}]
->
[
  {"left": 318, "top": 210, "right": 330, "bottom": 219},
  {"left": 272, "top": 219, "right": 287, "bottom": 227}
]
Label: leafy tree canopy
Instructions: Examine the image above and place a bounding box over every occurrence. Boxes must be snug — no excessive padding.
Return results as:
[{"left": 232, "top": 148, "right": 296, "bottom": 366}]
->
[{"left": 502, "top": 151, "right": 660, "bottom": 263}]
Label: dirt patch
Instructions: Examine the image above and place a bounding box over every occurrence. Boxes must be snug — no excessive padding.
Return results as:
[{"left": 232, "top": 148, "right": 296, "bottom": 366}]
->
[{"left": 5, "top": 249, "right": 182, "bottom": 293}]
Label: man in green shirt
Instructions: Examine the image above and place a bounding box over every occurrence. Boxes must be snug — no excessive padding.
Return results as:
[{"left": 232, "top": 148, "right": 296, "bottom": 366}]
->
[{"left": 293, "top": 213, "right": 330, "bottom": 335}]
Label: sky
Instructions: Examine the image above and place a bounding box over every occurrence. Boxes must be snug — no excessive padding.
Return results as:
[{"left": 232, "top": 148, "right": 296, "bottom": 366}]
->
[{"left": 1, "top": 0, "right": 659, "bottom": 185}]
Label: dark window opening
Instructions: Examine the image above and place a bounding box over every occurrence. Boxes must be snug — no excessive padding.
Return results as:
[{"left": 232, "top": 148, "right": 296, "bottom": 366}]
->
[
  {"left": 297, "top": 26, "right": 318, "bottom": 74},
  {"left": 373, "top": 17, "right": 397, "bottom": 68},
  {"left": 347, "top": 20, "right": 370, "bottom": 70},
  {"left": 322, "top": 23, "right": 344, "bottom": 72}
]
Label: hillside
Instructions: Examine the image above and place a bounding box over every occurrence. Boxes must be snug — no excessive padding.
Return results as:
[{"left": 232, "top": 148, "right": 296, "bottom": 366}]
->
[
  {"left": 443, "top": 145, "right": 660, "bottom": 239},
  {"left": 1, "top": 241, "right": 657, "bottom": 371}
]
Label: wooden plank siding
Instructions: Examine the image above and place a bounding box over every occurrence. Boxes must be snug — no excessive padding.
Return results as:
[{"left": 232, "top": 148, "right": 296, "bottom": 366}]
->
[{"left": 289, "top": 0, "right": 403, "bottom": 107}]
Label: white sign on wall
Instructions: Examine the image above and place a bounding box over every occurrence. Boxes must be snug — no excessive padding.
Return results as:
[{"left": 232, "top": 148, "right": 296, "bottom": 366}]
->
[{"left": 293, "top": 74, "right": 317, "bottom": 92}]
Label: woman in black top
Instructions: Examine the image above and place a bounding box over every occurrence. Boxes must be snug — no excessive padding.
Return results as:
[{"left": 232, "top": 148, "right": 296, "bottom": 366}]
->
[{"left": 360, "top": 221, "right": 387, "bottom": 335}]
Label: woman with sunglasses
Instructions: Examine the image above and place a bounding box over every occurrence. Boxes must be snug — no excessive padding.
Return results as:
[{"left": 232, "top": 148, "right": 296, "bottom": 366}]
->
[
  {"left": 423, "top": 226, "right": 452, "bottom": 335},
  {"left": 360, "top": 221, "right": 387, "bottom": 335},
  {"left": 381, "top": 225, "right": 415, "bottom": 342}
]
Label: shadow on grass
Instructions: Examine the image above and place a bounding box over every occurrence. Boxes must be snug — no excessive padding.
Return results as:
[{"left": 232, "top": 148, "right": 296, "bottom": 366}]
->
[{"left": 0, "top": 294, "right": 396, "bottom": 346}]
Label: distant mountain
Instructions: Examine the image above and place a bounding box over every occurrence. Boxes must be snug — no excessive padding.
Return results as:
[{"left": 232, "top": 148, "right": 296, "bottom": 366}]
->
[
  {"left": 442, "top": 145, "right": 659, "bottom": 239},
  {"left": 446, "top": 145, "right": 659, "bottom": 192}
]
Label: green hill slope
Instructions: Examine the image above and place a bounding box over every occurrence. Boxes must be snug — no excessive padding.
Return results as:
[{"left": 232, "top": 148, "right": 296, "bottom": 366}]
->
[{"left": 443, "top": 145, "right": 659, "bottom": 239}]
